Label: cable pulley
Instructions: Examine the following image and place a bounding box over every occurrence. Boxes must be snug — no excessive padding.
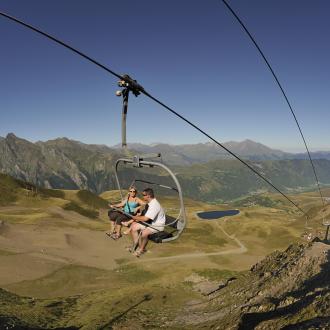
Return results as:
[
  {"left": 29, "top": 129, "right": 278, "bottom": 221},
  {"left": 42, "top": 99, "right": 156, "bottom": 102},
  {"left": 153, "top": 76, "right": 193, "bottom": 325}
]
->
[{"left": 116, "top": 74, "right": 144, "bottom": 97}]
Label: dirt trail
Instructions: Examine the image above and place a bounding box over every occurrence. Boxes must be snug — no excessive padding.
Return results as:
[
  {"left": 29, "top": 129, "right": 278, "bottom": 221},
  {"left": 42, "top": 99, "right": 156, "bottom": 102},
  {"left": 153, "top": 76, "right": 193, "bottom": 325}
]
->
[{"left": 132, "top": 221, "right": 247, "bottom": 263}]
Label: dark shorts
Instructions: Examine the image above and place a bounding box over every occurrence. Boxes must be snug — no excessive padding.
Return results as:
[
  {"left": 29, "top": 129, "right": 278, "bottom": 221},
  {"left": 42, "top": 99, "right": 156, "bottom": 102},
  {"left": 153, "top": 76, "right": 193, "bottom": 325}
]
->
[{"left": 108, "top": 210, "right": 130, "bottom": 225}]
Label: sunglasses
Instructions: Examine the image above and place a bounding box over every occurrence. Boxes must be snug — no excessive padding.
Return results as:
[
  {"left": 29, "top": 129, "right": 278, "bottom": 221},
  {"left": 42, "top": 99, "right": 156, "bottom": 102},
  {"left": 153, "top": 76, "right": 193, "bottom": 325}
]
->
[{"left": 129, "top": 190, "right": 136, "bottom": 193}]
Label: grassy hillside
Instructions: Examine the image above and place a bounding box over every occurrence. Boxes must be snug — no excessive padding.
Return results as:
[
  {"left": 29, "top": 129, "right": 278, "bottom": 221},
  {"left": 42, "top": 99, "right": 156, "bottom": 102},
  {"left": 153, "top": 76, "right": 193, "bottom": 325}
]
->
[
  {"left": 0, "top": 242, "right": 329, "bottom": 329},
  {"left": 0, "top": 173, "right": 23, "bottom": 205},
  {"left": 1, "top": 173, "right": 329, "bottom": 329},
  {"left": 0, "top": 174, "right": 108, "bottom": 221}
]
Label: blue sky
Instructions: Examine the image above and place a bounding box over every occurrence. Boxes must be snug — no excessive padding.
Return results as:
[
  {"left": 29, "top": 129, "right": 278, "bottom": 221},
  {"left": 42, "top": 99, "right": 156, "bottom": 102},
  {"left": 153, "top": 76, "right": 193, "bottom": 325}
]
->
[{"left": 1, "top": 0, "right": 329, "bottom": 152}]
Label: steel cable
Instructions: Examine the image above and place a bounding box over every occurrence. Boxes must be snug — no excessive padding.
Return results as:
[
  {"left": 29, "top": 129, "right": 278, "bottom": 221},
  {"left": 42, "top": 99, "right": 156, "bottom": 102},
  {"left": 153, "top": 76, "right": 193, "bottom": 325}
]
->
[
  {"left": 0, "top": 10, "right": 308, "bottom": 217},
  {"left": 221, "top": 0, "right": 325, "bottom": 208}
]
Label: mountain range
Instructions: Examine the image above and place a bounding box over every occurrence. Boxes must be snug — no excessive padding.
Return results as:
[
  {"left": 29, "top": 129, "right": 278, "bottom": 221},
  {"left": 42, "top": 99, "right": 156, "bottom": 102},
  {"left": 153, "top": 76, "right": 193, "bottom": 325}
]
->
[
  {"left": 1, "top": 133, "right": 330, "bottom": 201},
  {"left": 114, "top": 140, "right": 330, "bottom": 164}
]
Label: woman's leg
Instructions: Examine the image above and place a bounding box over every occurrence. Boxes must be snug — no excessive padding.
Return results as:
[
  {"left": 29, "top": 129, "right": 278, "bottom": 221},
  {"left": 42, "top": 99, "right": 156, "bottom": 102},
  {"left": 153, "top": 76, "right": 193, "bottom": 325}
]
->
[
  {"left": 107, "top": 211, "right": 120, "bottom": 235},
  {"left": 113, "top": 214, "right": 130, "bottom": 238},
  {"left": 109, "top": 221, "right": 115, "bottom": 234}
]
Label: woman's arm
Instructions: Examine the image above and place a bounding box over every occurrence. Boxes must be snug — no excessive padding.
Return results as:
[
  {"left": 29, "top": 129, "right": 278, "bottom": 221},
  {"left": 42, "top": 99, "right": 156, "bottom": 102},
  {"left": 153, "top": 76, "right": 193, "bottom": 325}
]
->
[
  {"left": 136, "top": 198, "right": 146, "bottom": 206},
  {"left": 130, "top": 198, "right": 144, "bottom": 214},
  {"left": 109, "top": 199, "right": 126, "bottom": 208}
]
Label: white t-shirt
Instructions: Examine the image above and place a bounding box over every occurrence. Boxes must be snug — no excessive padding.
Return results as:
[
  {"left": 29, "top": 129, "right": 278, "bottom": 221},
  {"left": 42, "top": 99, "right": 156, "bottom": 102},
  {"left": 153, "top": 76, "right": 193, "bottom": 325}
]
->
[{"left": 145, "top": 198, "right": 166, "bottom": 231}]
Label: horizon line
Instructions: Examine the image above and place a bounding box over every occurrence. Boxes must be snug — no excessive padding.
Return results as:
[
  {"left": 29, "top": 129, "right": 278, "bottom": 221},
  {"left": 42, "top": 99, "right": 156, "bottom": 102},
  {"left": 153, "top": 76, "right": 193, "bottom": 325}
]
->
[{"left": 2, "top": 132, "right": 330, "bottom": 154}]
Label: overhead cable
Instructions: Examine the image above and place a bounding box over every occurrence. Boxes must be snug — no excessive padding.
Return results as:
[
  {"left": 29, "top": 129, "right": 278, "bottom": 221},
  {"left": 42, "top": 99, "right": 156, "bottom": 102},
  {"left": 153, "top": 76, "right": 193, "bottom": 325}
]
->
[
  {"left": 0, "top": 10, "right": 308, "bottom": 217},
  {"left": 0, "top": 11, "right": 123, "bottom": 80},
  {"left": 141, "top": 90, "right": 307, "bottom": 216},
  {"left": 221, "top": 0, "right": 325, "bottom": 208}
]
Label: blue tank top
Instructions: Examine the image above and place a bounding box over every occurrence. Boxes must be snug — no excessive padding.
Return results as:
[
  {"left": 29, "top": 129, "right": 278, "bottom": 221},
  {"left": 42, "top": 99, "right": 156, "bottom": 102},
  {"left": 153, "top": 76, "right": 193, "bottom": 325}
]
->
[{"left": 123, "top": 199, "right": 139, "bottom": 214}]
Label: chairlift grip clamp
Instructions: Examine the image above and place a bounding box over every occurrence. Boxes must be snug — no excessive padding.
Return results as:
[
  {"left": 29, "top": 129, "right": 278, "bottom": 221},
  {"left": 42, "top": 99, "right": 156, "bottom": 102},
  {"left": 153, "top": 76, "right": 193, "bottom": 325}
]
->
[{"left": 118, "top": 74, "right": 144, "bottom": 97}]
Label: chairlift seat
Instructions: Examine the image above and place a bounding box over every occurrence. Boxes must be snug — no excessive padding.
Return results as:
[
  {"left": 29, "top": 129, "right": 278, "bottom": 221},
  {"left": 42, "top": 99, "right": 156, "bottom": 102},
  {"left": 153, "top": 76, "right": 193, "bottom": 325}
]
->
[
  {"left": 148, "top": 215, "right": 178, "bottom": 243},
  {"left": 149, "top": 231, "right": 173, "bottom": 243}
]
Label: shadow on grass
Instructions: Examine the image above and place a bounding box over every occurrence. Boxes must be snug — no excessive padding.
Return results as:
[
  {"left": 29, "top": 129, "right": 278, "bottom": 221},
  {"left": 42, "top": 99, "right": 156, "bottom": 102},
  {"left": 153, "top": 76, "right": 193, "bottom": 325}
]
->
[{"left": 100, "top": 294, "right": 153, "bottom": 329}]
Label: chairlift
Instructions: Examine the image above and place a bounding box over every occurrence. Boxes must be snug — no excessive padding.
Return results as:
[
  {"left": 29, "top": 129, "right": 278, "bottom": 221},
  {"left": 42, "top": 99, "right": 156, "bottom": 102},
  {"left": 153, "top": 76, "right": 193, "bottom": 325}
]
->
[
  {"left": 114, "top": 154, "right": 186, "bottom": 243},
  {"left": 112, "top": 77, "right": 186, "bottom": 243}
]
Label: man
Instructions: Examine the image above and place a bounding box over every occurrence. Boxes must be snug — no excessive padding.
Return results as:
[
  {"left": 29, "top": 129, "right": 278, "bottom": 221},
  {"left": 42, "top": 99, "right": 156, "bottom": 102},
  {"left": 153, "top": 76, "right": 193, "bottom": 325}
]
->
[{"left": 129, "top": 188, "right": 166, "bottom": 257}]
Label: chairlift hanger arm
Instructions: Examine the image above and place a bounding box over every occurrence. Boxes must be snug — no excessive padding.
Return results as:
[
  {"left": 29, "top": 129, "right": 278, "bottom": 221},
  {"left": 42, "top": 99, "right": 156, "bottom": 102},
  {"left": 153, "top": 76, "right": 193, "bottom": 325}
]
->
[{"left": 134, "top": 179, "right": 178, "bottom": 192}]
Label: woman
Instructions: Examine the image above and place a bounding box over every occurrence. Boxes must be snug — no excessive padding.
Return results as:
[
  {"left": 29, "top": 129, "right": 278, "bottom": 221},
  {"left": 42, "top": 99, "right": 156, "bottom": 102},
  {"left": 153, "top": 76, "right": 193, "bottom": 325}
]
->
[{"left": 107, "top": 187, "right": 144, "bottom": 240}]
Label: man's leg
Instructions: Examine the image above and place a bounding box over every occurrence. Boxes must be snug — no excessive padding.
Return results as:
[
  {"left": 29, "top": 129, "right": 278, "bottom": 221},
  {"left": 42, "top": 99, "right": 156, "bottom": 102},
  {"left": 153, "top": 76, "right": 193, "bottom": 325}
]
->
[
  {"left": 130, "top": 222, "right": 141, "bottom": 248},
  {"left": 139, "top": 228, "right": 153, "bottom": 252}
]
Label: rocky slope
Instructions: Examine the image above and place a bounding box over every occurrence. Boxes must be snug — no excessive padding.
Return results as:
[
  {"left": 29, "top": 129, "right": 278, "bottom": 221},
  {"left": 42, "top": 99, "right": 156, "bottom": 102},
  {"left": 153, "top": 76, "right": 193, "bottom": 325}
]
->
[
  {"left": 176, "top": 241, "right": 330, "bottom": 329},
  {"left": 0, "top": 133, "right": 125, "bottom": 193}
]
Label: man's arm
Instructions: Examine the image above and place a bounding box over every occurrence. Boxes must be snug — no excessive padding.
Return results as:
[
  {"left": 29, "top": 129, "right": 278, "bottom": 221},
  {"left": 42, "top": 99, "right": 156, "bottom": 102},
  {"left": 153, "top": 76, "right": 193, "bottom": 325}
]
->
[{"left": 131, "top": 215, "right": 150, "bottom": 222}]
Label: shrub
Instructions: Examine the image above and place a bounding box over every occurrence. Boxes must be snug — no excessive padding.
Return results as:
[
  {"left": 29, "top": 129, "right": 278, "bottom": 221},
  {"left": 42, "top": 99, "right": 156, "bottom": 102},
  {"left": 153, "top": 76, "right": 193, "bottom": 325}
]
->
[
  {"left": 63, "top": 202, "right": 98, "bottom": 219},
  {"left": 77, "top": 190, "right": 108, "bottom": 209}
]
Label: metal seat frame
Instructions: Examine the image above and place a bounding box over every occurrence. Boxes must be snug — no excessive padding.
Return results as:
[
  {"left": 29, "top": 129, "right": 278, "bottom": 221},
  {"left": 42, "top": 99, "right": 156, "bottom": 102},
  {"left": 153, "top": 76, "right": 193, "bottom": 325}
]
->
[{"left": 114, "top": 155, "right": 186, "bottom": 242}]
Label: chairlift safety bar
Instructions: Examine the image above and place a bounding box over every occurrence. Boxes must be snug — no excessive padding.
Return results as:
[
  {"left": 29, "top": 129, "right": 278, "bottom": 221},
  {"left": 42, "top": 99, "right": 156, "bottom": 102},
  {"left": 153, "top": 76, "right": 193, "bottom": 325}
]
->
[{"left": 114, "top": 155, "right": 186, "bottom": 242}]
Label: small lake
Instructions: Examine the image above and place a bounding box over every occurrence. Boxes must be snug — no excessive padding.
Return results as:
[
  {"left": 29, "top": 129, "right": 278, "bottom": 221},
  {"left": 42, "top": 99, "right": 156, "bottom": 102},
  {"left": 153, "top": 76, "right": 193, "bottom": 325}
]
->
[{"left": 197, "top": 210, "right": 240, "bottom": 220}]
